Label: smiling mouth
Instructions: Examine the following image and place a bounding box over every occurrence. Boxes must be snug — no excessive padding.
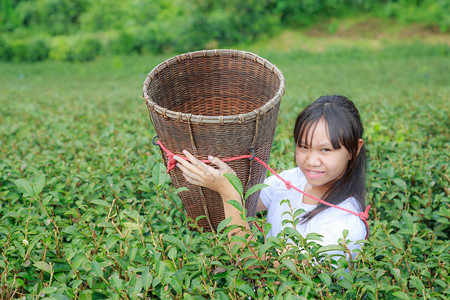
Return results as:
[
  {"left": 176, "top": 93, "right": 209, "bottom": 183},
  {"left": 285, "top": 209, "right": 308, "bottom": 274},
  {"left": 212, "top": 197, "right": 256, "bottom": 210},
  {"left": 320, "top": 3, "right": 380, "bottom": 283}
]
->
[{"left": 306, "top": 170, "right": 325, "bottom": 178}]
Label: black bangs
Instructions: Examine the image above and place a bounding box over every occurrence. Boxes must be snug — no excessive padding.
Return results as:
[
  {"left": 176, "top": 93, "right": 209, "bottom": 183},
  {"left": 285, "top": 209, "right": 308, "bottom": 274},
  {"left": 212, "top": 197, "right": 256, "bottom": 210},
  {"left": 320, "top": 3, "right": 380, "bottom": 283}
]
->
[
  {"left": 294, "top": 95, "right": 363, "bottom": 153},
  {"left": 323, "top": 104, "right": 357, "bottom": 152},
  {"left": 294, "top": 101, "right": 354, "bottom": 150}
]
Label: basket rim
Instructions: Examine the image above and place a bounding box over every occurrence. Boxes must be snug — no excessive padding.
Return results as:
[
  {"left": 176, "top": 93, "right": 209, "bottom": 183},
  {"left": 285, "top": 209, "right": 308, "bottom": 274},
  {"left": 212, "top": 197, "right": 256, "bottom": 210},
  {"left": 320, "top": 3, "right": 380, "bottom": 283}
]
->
[{"left": 143, "top": 49, "right": 285, "bottom": 124}]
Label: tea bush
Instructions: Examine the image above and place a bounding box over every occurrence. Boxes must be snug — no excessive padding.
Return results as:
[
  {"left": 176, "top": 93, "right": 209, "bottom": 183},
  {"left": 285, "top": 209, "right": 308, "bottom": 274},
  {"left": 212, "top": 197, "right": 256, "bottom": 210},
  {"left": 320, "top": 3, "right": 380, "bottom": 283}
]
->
[{"left": 0, "top": 40, "right": 448, "bottom": 298}]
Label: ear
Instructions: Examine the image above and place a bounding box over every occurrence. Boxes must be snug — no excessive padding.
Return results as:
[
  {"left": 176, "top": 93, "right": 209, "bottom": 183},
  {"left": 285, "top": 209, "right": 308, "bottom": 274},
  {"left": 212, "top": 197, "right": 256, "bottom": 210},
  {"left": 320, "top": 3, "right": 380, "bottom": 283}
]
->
[{"left": 355, "top": 139, "right": 364, "bottom": 157}]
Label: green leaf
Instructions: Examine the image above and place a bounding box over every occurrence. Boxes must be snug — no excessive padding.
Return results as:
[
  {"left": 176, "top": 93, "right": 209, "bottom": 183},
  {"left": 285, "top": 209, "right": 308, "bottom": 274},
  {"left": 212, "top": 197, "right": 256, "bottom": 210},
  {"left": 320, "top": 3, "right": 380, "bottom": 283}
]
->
[
  {"left": 32, "top": 174, "right": 46, "bottom": 195},
  {"left": 224, "top": 173, "right": 243, "bottom": 196},
  {"left": 318, "top": 273, "right": 331, "bottom": 287},
  {"left": 390, "top": 235, "right": 403, "bottom": 250},
  {"left": 393, "top": 178, "right": 407, "bottom": 190},
  {"left": 258, "top": 240, "right": 275, "bottom": 258},
  {"left": 14, "top": 179, "right": 33, "bottom": 196},
  {"left": 316, "top": 244, "right": 345, "bottom": 254},
  {"left": 123, "top": 222, "right": 140, "bottom": 231},
  {"left": 141, "top": 267, "right": 152, "bottom": 290},
  {"left": 226, "top": 199, "right": 243, "bottom": 212},
  {"left": 217, "top": 217, "right": 232, "bottom": 233},
  {"left": 91, "top": 261, "right": 103, "bottom": 278},
  {"left": 238, "top": 283, "right": 256, "bottom": 298},
  {"left": 293, "top": 208, "right": 306, "bottom": 218},
  {"left": 281, "top": 259, "right": 298, "bottom": 274},
  {"left": 299, "top": 273, "right": 315, "bottom": 286},
  {"left": 338, "top": 279, "right": 353, "bottom": 290},
  {"left": 90, "top": 199, "right": 110, "bottom": 208},
  {"left": 230, "top": 235, "right": 247, "bottom": 244},
  {"left": 111, "top": 272, "right": 123, "bottom": 290},
  {"left": 42, "top": 195, "right": 52, "bottom": 206},
  {"left": 244, "top": 183, "right": 268, "bottom": 200},
  {"left": 71, "top": 279, "right": 82, "bottom": 289},
  {"left": 376, "top": 269, "right": 386, "bottom": 280},
  {"left": 34, "top": 261, "right": 52, "bottom": 273},
  {"left": 168, "top": 247, "right": 177, "bottom": 260},
  {"left": 408, "top": 276, "right": 424, "bottom": 293},
  {"left": 393, "top": 291, "right": 410, "bottom": 300},
  {"left": 162, "top": 235, "right": 187, "bottom": 252},
  {"left": 41, "top": 286, "right": 57, "bottom": 294},
  {"left": 152, "top": 163, "right": 169, "bottom": 186},
  {"left": 171, "top": 278, "right": 182, "bottom": 295},
  {"left": 133, "top": 276, "right": 143, "bottom": 294},
  {"left": 174, "top": 186, "right": 189, "bottom": 194}
]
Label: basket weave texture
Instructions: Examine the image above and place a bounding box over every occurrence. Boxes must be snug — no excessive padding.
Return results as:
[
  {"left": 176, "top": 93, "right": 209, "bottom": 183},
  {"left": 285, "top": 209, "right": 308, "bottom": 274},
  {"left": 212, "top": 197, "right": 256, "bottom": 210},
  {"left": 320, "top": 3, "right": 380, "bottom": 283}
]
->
[{"left": 143, "top": 49, "right": 285, "bottom": 232}]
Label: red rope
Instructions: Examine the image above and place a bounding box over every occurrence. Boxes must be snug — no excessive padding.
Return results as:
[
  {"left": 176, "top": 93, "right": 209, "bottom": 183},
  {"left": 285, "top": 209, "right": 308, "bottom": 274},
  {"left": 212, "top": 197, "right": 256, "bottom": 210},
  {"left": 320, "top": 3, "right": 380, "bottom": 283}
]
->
[{"left": 156, "top": 140, "right": 370, "bottom": 238}]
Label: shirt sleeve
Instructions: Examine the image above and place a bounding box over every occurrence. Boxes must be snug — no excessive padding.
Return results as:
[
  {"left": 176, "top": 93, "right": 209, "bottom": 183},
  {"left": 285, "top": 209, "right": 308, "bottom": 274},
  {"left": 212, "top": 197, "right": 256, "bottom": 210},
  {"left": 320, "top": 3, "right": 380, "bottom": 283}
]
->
[{"left": 259, "top": 174, "right": 282, "bottom": 210}]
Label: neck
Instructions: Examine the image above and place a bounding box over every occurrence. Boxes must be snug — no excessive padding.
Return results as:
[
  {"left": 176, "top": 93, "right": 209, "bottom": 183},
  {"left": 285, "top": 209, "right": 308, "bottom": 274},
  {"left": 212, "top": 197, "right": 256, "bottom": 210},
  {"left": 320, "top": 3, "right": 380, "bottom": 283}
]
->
[{"left": 302, "top": 183, "right": 328, "bottom": 205}]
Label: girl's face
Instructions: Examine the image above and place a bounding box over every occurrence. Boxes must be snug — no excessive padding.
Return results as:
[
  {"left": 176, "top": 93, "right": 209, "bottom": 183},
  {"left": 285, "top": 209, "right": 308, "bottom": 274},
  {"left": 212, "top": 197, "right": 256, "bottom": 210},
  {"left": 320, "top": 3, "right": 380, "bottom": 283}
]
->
[{"left": 295, "top": 119, "right": 351, "bottom": 194}]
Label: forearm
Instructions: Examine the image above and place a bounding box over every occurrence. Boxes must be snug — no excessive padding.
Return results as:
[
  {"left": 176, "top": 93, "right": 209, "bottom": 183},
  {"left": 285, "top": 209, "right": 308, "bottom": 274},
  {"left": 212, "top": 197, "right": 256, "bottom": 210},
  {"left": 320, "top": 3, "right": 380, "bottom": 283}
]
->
[{"left": 219, "top": 189, "right": 252, "bottom": 243}]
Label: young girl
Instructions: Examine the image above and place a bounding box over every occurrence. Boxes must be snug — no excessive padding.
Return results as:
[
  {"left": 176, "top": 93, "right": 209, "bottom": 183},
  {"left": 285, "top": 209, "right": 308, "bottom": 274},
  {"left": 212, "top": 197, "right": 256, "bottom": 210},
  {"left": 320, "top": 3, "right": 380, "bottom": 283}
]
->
[{"left": 174, "top": 95, "right": 367, "bottom": 256}]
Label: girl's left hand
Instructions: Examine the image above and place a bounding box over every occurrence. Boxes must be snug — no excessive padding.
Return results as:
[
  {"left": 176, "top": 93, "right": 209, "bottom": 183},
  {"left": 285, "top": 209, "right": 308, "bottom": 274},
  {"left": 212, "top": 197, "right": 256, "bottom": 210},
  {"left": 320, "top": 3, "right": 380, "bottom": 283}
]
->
[{"left": 174, "top": 150, "right": 236, "bottom": 196}]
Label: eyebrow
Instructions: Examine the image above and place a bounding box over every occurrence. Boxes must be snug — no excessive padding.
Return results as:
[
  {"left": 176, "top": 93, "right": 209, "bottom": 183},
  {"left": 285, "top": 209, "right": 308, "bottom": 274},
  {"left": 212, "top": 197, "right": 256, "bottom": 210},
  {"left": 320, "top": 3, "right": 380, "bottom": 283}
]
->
[
  {"left": 300, "top": 140, "right": 333, "bottom": 148},
  {"left": 317, "top": 143, "right": 332, "bottom": 148}
]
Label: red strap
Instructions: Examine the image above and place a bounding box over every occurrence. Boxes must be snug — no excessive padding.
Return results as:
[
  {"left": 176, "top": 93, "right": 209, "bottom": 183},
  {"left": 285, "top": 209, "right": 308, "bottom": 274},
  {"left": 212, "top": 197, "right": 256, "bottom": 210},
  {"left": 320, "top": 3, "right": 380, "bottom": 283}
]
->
[{"left": 156, "top": 140, "right": 370, "bottom": 238}]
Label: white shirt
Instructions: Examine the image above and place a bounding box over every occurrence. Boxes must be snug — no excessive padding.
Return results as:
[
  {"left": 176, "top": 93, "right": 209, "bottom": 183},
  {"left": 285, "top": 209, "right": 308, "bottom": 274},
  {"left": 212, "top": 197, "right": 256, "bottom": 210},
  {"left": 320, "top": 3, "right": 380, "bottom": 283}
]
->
[{"left": 260, "top": 167, "right": 367, "bottom": 255}]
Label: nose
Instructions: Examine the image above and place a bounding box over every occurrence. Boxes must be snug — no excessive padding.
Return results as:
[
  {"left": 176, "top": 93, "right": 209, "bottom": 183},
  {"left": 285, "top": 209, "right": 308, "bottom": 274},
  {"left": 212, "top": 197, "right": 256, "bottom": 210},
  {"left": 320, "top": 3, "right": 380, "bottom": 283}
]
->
[{"left": 306, "top": 151, "right": 321, "bottom": 167}]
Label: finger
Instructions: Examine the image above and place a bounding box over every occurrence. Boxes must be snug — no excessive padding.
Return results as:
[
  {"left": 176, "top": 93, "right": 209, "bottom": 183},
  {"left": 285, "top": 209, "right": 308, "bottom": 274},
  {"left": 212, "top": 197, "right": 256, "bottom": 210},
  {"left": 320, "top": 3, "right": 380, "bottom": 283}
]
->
[
  {"left": 183, "top": 150, "right": 210, "bottom": 174},
  {"left": 182, "top": 173, "right": 203, "bottom": 186},
  {"left": 208, "top": 156, "right": 235, "bottom": 173},
  {"left": 173, "top": 154, "right": 206, "bottom": 177},
  {"left": 175, "top": 160, "right": 203, "bottom": 179}
]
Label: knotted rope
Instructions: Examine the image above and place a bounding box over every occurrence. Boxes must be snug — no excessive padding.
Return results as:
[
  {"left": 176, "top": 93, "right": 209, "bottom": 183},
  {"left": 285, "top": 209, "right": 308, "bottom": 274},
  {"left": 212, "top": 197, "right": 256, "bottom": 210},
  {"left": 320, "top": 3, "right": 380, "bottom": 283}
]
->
[{"left": 155, "top": 139, "right": 371, "bottom": 238}]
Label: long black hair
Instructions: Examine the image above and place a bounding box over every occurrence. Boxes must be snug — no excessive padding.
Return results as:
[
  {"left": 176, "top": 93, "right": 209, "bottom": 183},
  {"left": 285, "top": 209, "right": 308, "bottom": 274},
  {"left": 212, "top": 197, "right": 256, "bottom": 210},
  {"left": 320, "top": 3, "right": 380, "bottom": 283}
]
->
[{"left": 293, "top": 95, "right": 367, "bottom": 223}]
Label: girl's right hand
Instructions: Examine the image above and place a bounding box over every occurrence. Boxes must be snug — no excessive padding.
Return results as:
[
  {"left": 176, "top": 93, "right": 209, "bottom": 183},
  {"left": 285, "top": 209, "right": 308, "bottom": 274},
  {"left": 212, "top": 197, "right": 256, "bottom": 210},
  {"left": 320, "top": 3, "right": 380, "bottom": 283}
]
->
[{"left": 174, "top": 150, "right": 237, "bottom": 196}]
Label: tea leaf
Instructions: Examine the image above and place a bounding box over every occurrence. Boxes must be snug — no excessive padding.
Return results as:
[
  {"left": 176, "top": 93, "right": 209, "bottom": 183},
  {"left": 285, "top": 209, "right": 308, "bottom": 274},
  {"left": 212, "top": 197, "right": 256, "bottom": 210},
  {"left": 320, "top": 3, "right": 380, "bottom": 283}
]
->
[
  {"left": 34, "top": 261, "right": 52, "bottom": 273},
  {"left": 41, "top": 286, "right": 57, "bottom": 294},
  {"left": 226, "top": 199, "right": 243, "bottom": 212},
  {"left": 299, "top": 273, "right": 315, "bottom": 286},
  {"left": 141, "top": 267, "right": 152, "bottom": 290},
  {"left": 162, "top": 235, "right": 187, "bottom": 252},
  {"left": 409, "top": 276, "right": 424, "bottom": 293},
  {"left": 281, "top": 259, "right": 298, "bottom": 274},
  {"left": 244, "top": 183, "right": 268, "bottom": 200},
  {"left": 316, "top": 244, "right": 345, "bottom": 254},
  {"left": 14, "top": 179, "right": 33, "bottom": 197},
  {"left": 111, "top": 272, "right": 123, "bottom": 290},
  {"left": 90, "top": 199, "right": 110, "bottom": 208},
  {"left": 152, "top": 163, "right": 169, "bottom": 186},
  {"left": 393, "top": 291, "right": 410, "bottom": 300},
  {"left": 91, "top": 261, "right": 103, "bottom": 278},
  {"left": 238, "top": 283, "right": 256, "bottom": 298},
  {"left": 217, "top": 217, "right": 232, "bottom": 234},
  {"left": 32, "top": 174, "right": 46, "bottom": 195},
  {"left": 318, "top": 272, "right": 332, "bottom": 287},
  {"left": 393, "top": 178, "right": 407, "bottom": 190},
  {"left": 224, "top": 173, "right": 243, "bottom": 196}
]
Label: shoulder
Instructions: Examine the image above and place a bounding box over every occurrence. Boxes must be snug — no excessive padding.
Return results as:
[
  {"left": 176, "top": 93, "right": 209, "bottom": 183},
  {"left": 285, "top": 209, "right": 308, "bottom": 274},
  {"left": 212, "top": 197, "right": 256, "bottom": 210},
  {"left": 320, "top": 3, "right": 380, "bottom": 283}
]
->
[
  {"left": 260, "top": 167, "right": 305, "bottom": 210},
  {"left": 264, "top": 167, "right": 305, "bottom": 190}
]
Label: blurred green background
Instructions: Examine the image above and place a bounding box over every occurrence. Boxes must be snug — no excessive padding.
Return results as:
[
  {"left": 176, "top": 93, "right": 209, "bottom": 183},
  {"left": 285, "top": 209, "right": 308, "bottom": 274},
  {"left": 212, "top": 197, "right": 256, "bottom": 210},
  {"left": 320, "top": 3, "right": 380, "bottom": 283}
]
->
[{"left": 0, "top": 0, "right": 448, "bottom": 62}]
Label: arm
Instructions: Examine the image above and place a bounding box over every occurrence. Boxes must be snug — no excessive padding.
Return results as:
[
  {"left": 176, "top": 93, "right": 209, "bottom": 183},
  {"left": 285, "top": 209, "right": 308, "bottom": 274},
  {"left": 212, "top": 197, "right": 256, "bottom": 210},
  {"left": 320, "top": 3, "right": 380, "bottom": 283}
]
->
[{"left": 173, "top": 150, "right": 251, "bottom": 239}]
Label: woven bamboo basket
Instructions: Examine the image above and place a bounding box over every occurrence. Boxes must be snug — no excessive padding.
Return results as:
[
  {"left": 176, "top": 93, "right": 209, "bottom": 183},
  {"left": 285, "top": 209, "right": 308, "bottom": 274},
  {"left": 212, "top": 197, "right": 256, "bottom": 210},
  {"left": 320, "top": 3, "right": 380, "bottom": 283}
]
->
[{"left": 143, "top": 49, "right": 285, "bottom": 232}]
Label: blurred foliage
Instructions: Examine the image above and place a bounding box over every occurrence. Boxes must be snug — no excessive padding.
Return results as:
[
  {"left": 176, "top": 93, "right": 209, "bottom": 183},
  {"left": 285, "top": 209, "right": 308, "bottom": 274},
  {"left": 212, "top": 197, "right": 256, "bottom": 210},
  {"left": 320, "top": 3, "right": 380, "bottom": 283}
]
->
[{"left": 0, "top": 0, "right": 448, "bottom": 62}]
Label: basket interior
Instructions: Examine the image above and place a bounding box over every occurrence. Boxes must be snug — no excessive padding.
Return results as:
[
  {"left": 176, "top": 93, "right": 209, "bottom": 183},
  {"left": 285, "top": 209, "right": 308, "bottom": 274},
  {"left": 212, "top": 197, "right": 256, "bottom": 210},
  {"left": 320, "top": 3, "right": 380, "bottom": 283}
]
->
[{"left": 147, "top": 55, "right": 280, "bottom": 116}]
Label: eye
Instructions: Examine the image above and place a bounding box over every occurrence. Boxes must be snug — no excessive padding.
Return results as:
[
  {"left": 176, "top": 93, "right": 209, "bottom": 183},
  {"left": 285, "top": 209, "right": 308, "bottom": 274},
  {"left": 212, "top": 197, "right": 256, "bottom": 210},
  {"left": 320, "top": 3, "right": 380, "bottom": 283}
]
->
[
  {"left": 321, "top": 148, "right": 331, "bottom": 152},
  {"left": 299, "top": 144, "right": 308, "bottom": 150}
]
